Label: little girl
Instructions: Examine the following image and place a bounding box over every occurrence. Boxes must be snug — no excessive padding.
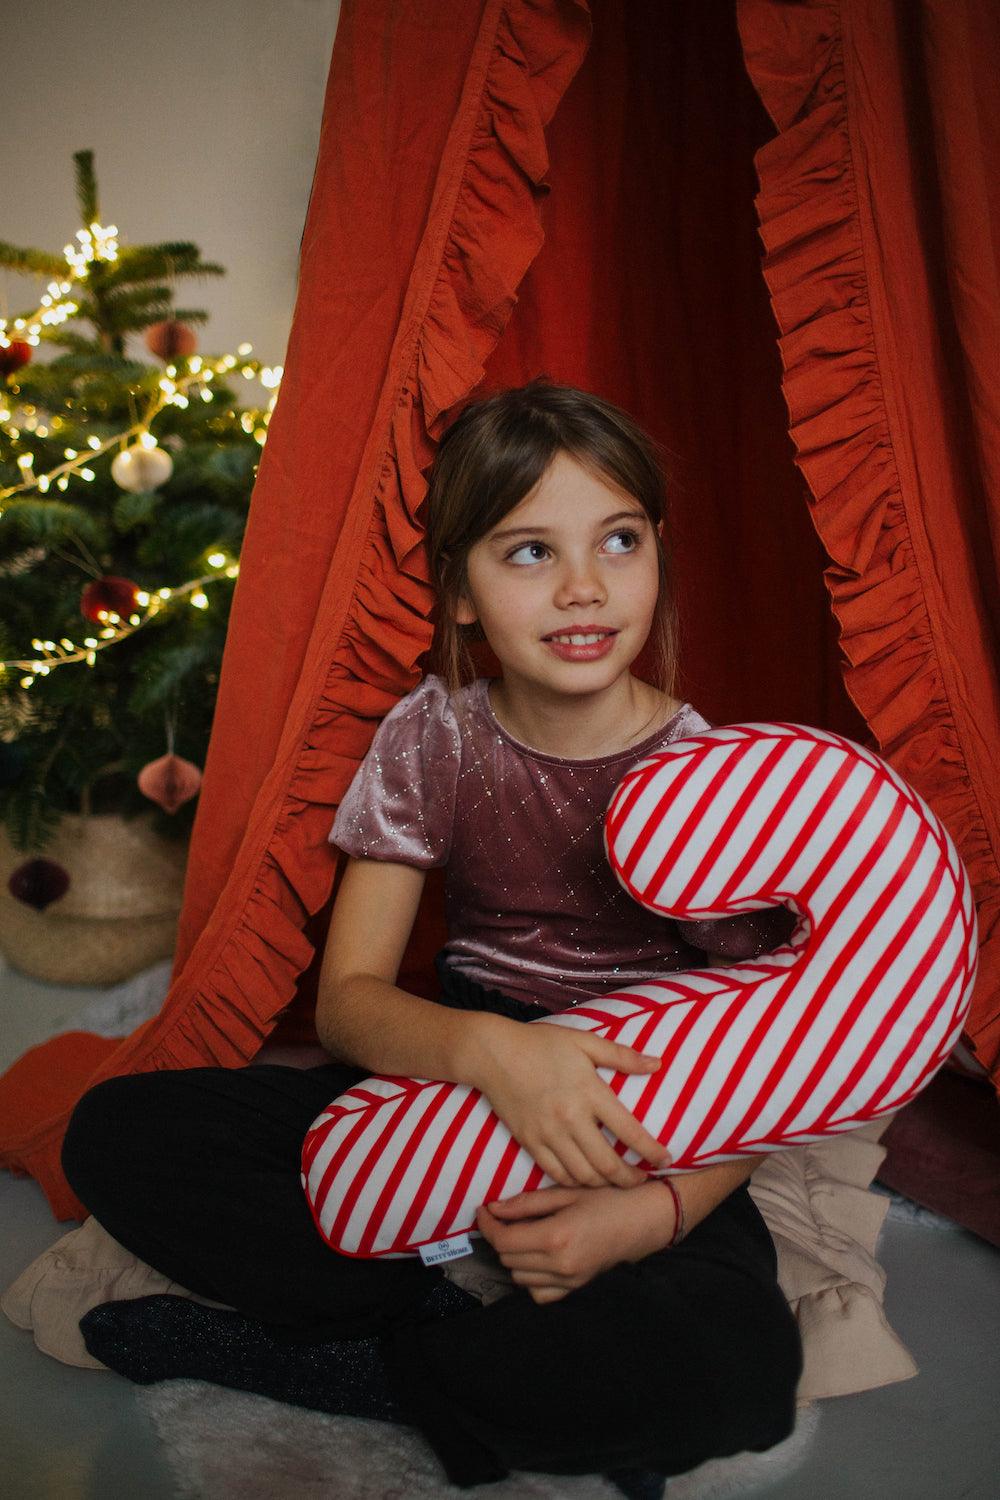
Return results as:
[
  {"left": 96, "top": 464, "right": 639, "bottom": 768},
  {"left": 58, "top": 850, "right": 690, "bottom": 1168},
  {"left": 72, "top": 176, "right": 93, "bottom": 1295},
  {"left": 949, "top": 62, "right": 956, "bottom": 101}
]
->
[{"left": 62, "top": 381, "right": 801, "bottom": 1498}]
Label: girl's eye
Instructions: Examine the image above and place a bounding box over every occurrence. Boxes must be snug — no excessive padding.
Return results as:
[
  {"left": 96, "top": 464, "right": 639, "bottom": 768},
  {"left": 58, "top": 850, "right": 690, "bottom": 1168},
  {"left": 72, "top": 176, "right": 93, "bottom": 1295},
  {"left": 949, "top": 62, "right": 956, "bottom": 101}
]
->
[
  {"left": 602, "top": 528, "right": 641, "bottom": 554},
  {"left": 507, "top": 541, "right": 550, "bottom": 566}
]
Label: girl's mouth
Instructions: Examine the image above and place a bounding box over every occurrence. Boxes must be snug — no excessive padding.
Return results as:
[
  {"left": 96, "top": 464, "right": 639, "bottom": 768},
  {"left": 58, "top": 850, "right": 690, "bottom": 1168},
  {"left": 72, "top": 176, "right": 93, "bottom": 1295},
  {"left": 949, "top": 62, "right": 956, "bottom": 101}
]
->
[{"left": 542, "top": 628, "right": 618, "bottom": 662}]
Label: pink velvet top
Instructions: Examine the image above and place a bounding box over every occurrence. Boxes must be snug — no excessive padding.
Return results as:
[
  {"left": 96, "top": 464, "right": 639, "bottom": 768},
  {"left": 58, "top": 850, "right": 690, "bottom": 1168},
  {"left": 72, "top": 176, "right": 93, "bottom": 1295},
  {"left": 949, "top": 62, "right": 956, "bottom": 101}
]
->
[{"left": 330, "top": 676, "right": 790, "bottom": 1012}]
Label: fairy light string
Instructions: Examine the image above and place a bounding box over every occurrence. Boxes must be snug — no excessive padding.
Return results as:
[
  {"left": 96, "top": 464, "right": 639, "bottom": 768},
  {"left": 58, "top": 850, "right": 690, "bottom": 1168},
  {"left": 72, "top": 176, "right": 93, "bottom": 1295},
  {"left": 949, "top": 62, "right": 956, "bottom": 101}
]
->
[
  {"left": 2, "top": 217, "right": 282, "bottom": 500},
  {"left": 2, "top": 559, "right": 241, "bottom": 689},
  {"left": 0, "top": 218, "right": 114, "bottom": 352},
  {"left": 1, "top": 207, "right": 282, "bottom": 689},
  {"left": 1, "top": 349, "right": 282, "bottom": 504}
]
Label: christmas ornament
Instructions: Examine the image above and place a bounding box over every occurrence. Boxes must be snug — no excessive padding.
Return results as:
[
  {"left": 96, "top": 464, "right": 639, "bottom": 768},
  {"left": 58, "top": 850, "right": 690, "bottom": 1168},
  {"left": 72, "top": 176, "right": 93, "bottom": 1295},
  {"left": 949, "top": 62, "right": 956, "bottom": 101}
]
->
[
  {"left": 0, "top": 340, "right": 32, "bottom": 377},
  {"left": 144, "top": 319, "right": 197, "bottom": 361},
  {"left": 110, "top": 442, "right": 173, "bottom": 492},
  {"left": 80, "top": 575, "right": 142, "bottom": 624},
  {"left": 137, "top": 709, "right": 202, "bottom": 813},
  {"left": 137, "top": 753, "right": 203, "bottom": 813},
  {"left": 8, "top": 857, "right": 70, "bottom": 910}
]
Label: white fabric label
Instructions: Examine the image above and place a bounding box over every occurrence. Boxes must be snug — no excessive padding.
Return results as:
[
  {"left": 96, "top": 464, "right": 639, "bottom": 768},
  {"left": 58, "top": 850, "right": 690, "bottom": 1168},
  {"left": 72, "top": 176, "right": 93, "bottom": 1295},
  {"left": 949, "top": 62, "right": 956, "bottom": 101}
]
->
[{"left": 418, "top": 1234, "right": 474, "bottom": 1265}]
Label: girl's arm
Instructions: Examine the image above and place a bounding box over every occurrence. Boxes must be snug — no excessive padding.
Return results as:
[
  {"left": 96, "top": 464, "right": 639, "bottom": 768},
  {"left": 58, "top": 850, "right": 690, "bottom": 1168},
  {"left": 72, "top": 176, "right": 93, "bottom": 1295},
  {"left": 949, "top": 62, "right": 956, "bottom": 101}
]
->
[
  {"left": 318, "top": 857, "right": 672, "bottom": 1189},
  {"left": 479, "top": 1154, "right": 767, "bottom": 1304},
  {"left": 316, "top": 856, "right": 498, "bottom": 1085},
  {"left": 630, "top": 1154, "right": 766, "bottom": 1248}
]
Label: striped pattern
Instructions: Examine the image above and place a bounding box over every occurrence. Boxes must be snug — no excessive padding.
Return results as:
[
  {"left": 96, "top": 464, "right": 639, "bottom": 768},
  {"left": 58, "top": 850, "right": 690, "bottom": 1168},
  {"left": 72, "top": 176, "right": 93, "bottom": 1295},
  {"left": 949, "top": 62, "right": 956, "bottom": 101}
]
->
[{"left": 302, "top": 724, "right": 978, "bottom": 1259}]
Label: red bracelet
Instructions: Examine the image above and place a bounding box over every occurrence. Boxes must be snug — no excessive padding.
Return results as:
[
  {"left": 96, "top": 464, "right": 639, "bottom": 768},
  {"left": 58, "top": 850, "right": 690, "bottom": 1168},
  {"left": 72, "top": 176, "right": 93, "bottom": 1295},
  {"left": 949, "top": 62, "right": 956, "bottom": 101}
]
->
[{"left": 657, "top": 1177, "right": 686, "bottom": 1247}]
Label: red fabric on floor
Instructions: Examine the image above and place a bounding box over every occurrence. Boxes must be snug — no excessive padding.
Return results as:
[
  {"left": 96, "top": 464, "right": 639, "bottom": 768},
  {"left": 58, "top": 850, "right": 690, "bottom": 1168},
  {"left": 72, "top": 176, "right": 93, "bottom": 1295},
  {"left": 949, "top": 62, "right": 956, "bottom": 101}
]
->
[{"left": 877, "top": 1071, "right": 1000, "bottom": 1249}]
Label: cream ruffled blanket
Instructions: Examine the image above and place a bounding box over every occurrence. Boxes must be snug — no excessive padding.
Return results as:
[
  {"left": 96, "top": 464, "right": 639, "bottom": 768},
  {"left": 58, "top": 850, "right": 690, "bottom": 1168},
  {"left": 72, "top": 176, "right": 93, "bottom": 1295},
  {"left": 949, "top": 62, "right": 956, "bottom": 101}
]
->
[{"left": 3, "top": 1116, "right": 915, "bottom": 1405}]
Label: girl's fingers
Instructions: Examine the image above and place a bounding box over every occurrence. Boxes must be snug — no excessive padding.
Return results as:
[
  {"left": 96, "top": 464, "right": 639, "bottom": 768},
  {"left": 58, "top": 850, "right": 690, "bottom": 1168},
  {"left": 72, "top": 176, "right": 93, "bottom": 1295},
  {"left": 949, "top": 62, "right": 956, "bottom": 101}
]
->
[
  {"left": 571, "top": 1121, "right": 645, "bottom": 1187},
  {"left": 531, "top": 1286, "right": 570, "bottom": 1304},
  {"left": 596, "top": 1040, "right": 663, "bottom": 1075},
  {"left": 480, "top": 1214, "right": 556, "bottom": 1257},
  {"left": 500, "top": 1247, "right": 561, "bottom": 1269},
  {"left": 604, "top": 1097, "right": 669, "bottom": 1168},
  {"left": 532, "top": 1143, "right": 576, "bottom": 1188},
  {"left": 486, "top": 1188, "right": 574, "bottom": 1216},
  {"left": 551, "top": 1134, "right": 606, "bottom": 1188}
]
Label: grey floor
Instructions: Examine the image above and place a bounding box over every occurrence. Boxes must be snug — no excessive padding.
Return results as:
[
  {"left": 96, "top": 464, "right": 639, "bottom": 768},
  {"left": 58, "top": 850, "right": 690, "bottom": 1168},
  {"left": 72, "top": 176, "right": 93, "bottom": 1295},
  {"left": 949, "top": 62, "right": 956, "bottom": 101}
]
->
[{"left": 1, "top": 956, "right": 999, "bottom": 1499}]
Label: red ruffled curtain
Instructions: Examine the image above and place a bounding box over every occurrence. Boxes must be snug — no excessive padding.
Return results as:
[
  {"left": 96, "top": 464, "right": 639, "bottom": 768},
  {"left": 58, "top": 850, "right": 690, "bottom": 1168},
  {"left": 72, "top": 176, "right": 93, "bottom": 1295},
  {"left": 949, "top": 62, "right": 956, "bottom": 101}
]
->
[
  {"left": 1, "top": 0, "right": 997, "bottom": 1222},
  {"left": 736, "top": 0, "right": 1000, "bottom": 1087}
]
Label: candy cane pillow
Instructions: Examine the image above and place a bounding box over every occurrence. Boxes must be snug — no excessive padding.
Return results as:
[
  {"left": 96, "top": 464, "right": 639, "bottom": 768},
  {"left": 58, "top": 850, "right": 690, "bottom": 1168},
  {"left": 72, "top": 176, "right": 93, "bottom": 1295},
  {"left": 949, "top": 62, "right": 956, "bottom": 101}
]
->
[{"left": 302, "top": 723, "right": 978, "bottom": 1260}]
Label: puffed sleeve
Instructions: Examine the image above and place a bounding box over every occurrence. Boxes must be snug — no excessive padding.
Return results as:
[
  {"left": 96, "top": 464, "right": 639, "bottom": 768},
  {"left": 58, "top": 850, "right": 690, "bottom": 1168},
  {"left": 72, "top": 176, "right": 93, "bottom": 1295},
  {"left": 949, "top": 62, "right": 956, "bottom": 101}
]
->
[{"left": 329, "top": 675, "right": 462, "bottom": 869}]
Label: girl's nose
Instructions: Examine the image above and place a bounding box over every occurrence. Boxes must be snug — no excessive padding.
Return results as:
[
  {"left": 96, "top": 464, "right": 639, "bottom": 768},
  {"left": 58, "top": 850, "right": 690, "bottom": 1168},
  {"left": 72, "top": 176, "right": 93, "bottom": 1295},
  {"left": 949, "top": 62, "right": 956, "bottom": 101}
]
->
[{"left": 554, "top": 560, "right": 607, "bottom": 608}]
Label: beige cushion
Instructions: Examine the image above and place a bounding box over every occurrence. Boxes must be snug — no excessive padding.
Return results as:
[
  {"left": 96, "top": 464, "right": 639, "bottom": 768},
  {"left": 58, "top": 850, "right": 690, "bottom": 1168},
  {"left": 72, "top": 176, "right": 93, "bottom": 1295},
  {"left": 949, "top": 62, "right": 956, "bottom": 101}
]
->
[
  {"left": 3, "top": 1119, "right": 916, "bottom": 1400},
  {"left": 1, "top": 1214, "right": 233, "bottom": 1369},
  {"left": 747, "top": 1119, "right": 917, "bottom": 1401}
]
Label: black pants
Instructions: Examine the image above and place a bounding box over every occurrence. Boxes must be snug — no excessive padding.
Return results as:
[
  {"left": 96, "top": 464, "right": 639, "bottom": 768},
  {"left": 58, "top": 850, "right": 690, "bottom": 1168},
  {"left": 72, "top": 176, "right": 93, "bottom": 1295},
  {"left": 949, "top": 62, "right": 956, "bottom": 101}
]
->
[{"left": 61, "top": 962, "right": 803, "bottom": 1488}]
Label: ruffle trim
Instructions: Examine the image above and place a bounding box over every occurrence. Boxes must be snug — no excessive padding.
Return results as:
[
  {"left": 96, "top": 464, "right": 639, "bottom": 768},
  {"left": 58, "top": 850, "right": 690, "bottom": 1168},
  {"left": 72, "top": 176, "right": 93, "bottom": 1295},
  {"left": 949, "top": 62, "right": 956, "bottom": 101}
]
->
[
  {"left": 0, "top": 0, "right": 592, "bottom": 1218},
  {"left": 738, "top": 0, "right": 999, "bottom": 1087}
]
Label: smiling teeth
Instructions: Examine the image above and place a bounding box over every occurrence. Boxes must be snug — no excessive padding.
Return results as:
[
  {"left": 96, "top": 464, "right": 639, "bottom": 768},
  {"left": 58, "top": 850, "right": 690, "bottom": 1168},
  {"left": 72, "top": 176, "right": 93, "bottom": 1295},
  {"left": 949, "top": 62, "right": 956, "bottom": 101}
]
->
[{"left": 552, "top": 633, "right": 607, "bottom": 645}]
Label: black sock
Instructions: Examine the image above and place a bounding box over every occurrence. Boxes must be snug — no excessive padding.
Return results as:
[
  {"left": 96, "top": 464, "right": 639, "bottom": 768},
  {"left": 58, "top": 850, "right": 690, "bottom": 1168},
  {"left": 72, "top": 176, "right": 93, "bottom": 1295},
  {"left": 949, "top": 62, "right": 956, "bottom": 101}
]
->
[
  {"left": 81, "top": 1287, "right": 668, "bottom": 1494},
  {"left": 604, "top": 1466, "right": 667, "bottom": 1500},
  {"left": 79, "top": 1278, "right": 478, "bottom": 1425}
]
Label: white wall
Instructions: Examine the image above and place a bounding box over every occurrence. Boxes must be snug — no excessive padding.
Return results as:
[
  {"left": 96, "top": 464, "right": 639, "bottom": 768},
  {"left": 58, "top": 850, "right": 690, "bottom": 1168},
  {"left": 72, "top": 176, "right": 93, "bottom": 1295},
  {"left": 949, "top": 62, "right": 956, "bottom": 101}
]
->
[{"left": 2, "top": 0, "right": 342, "bottom": 367}]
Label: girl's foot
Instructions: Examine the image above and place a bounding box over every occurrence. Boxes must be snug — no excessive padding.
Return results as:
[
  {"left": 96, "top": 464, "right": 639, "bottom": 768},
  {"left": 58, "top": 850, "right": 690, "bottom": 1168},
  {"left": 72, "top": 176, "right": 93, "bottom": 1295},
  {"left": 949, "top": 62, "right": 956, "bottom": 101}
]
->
[{"left": 80, "top": 1278, "right": 478, "bottom": 1424}]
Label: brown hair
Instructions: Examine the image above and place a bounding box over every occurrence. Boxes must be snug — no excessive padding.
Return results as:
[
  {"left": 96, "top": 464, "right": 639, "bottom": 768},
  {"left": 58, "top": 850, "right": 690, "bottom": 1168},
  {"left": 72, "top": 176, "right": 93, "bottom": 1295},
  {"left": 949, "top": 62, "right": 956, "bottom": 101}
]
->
[{"left": 425, "top": 378, "right": 679, "bottom": 694}]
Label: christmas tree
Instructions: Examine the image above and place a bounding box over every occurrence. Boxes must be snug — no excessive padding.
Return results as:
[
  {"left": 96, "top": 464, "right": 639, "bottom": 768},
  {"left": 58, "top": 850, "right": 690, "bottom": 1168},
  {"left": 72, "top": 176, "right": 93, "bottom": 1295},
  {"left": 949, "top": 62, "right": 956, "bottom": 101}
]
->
[{"left": 0, "top": 150, "right": 281, "bottom": 872}]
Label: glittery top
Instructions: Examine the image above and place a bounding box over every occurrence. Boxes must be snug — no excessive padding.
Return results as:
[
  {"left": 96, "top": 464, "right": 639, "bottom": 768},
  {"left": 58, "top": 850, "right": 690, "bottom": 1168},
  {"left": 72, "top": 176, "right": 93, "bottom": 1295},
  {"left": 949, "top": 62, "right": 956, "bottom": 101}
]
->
[{"left": 330, "top": 675, "right": 793, "bottom": 1012}]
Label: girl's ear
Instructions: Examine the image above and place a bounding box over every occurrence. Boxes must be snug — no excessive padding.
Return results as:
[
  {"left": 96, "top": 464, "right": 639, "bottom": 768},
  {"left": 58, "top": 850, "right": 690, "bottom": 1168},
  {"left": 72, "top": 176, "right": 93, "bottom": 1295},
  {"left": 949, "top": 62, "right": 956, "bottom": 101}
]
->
[{"left": 454, "top": 593, "right": 478, "bottom": 626}]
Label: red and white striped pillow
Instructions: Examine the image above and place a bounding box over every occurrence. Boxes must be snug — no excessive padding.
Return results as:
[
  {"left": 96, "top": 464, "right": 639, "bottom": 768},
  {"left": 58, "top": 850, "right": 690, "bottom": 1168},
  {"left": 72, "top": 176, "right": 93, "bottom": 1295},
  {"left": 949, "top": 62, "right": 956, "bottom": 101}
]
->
[{"left": 303, "top": 723, "right": 978, "bottom": 1259}]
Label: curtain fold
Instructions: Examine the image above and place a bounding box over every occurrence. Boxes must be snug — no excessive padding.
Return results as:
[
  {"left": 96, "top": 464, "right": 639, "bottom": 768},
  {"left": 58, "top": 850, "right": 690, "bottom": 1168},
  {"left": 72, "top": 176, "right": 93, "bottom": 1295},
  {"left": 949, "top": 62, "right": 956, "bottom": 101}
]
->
[{"left": 737, "top": 0, "right": 1000, "bottom": 1090}]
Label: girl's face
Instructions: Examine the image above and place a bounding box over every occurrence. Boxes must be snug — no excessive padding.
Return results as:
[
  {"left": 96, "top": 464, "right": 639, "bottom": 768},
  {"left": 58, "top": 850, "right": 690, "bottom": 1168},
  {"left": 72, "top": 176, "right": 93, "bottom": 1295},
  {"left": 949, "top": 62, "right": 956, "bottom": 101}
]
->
[{"left": 455, "top": 450, "right": 662, "bottom": 702}]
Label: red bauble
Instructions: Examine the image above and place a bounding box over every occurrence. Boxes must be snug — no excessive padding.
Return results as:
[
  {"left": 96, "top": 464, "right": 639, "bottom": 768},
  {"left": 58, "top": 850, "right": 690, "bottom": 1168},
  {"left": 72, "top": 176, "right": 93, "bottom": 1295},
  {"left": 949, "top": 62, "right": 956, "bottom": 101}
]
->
[
  {"left": 0, "top": 340, "right": 32, "bottom": 377},
  {"left": 8, "top": 857, "right": 70, "bottom": 910},
  {"left": 80, "top": 575, "right": 142, "bottom": 625},
  {"left": 144, "top": 320, "right": 198, "bottom": 361},
  {"left": 137, "top": 752, "right": 203, "bottom": 813}
]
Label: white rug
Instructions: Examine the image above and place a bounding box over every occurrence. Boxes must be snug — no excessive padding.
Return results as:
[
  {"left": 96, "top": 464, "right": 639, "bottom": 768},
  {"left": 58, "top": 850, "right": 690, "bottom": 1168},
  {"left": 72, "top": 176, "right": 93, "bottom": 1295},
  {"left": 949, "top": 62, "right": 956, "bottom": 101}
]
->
[
  {"left": 135, "top": 1381, "right": 819, "bottom": 1500},
  {"left": 58, "top": 957, "right": 174, "bottom": 1038}
]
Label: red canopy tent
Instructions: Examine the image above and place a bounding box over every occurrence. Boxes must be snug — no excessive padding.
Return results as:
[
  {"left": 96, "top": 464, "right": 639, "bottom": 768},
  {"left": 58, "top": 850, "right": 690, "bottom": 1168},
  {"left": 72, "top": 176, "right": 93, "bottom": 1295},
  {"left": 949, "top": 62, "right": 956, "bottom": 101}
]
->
[{"left": 2, "top": 0, "right": 998, "bottom": 1221}]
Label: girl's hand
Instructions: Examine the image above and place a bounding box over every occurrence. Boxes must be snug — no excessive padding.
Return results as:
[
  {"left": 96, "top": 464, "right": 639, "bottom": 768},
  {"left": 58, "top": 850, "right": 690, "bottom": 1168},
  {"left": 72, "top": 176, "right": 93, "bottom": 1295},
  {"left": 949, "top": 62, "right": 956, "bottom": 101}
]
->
[
  {"left": 469, "top": 1016, "right": 670, "bottom": 1189},
  {"left": 476, "top": 1182, "right": 675, "bottom": 1304}
]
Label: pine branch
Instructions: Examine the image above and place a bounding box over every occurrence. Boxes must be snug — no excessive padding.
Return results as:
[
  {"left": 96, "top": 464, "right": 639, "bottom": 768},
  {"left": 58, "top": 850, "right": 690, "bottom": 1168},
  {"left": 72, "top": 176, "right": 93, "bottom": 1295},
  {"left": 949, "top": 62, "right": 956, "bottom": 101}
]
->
[
  {"left": 135, "top": 501, "right": 243, "bottom": 564},
  {"left": 0, "top": 782, "right": 64, "bottom": 855},
  {"left": 112, "top": 489, "right": 160, "bottom": 533},
  {"left": 0, "top": 498, "right": 105, "bottom": 550},
  {"left": 170, "top": 263, "right": 226, "bottom": 280},
  {"left": 107, "top": 285, "right": 173, "bottom": 308},
  {"left": 44, "top": 349, "right": 150, "bottom": 378},
  {"left": 29, "top": 331, "right": 106, "bottom": 358},
  {"left": 0, "top": 242, "right": 67, "bottom": 276},
  {"left": 73, "top": 288, "right": 173, "bottom": 330},
  {"left": 103, "top": 244, "right": 225, "bottom": 288},
  {"left": 74, "top": 149, "right": 99, "bottom": 225},
  {"left": 0, "top": 547, "right": 47, "bottom": 581},
  {"left": 127, "top": 640, "right": 215, "bottom": 714},
  {"left": 157, "top": 307, "right": 210, "bottom": 325}
]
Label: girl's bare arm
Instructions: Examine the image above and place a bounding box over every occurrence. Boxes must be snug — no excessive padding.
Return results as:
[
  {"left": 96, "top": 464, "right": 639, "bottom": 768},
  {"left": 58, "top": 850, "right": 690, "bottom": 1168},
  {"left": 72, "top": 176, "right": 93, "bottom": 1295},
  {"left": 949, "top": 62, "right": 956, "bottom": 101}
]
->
[
  {"left": 317, "top": 856, "right": 670, "bottom": 1189},
  {"left": 316, "top": 856, "right": 498, "bottom": 1086},
  {"left": 633, "top": 1154, "right": 767, "bottom": 1250}
]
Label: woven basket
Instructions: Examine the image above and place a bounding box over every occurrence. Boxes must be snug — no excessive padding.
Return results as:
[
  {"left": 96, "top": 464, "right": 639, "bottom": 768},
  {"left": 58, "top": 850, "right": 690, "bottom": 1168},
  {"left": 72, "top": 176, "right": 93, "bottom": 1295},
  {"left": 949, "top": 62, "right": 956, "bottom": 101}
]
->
[{"left": 0, "top": 812, "right": 189, "bottom": 985}]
